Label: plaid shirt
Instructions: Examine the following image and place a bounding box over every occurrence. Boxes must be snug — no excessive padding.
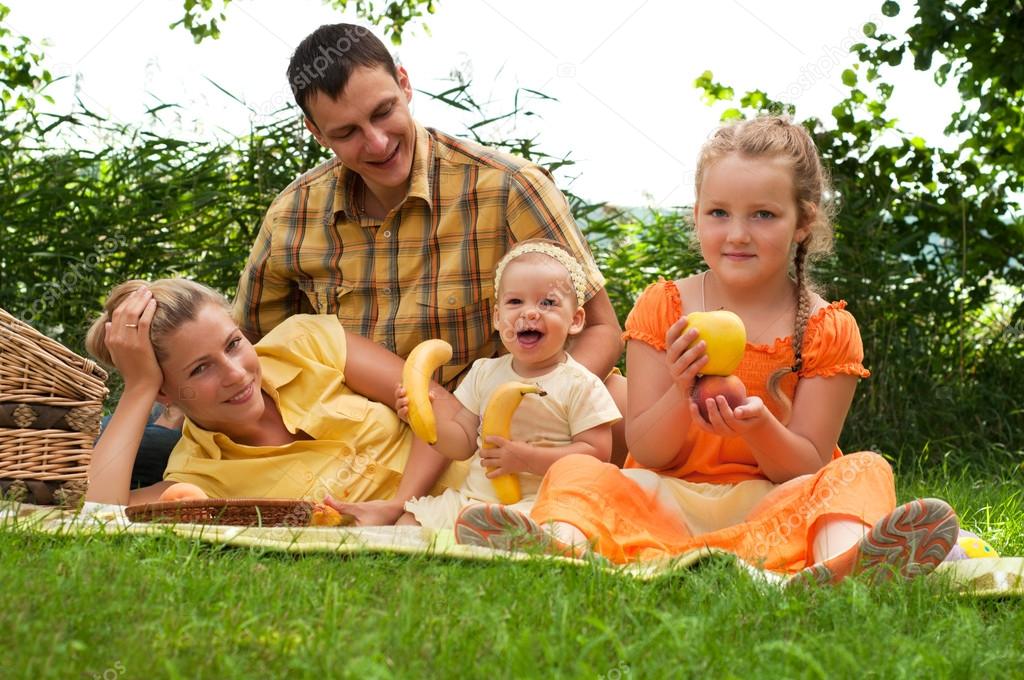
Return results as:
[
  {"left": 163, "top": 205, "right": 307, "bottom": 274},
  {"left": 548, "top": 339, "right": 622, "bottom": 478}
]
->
[{"left": 234, "top": 123, "right": 605, "bottom": 390}]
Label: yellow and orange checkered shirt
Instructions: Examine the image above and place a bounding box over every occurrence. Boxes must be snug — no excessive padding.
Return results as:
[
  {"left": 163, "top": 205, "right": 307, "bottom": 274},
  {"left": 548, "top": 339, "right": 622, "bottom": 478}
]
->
[{"left": 234, "top": 123, "right": 605, "bottom": 390}]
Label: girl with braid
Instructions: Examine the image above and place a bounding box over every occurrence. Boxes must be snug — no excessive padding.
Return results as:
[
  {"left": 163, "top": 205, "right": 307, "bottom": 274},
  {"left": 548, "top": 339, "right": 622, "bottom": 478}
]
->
[{"left": 455, "top": 116, "right": 960, "bottom": 586}]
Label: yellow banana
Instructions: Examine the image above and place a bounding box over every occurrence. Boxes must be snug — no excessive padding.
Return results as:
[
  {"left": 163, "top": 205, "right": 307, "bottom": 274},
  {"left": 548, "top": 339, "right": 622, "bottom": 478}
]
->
[
  {"left": 402, "top": 339, "right": 453, "bottom": 444},
  {"left": 481, "top": 381, "right": 546, "bottom": 504}
]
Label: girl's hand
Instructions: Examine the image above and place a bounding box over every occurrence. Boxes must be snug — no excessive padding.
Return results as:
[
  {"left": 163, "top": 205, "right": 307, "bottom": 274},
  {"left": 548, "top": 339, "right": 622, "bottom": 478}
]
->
[
  {"left": 664, "top": 318, "right": 710, "bottom": 401},
  {"left": 479, "top": 436, "right": 532, "bottom": 477},
  {"left": 105, "top": 287, "right": 162, "bottom": 392},
  {"left": 689, "top": 394, "right": 772, "bottom": 438}
]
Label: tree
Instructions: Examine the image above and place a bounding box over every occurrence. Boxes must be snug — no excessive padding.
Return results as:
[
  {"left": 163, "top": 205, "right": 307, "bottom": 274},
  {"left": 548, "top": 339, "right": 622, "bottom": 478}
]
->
[{"left": 172, "top": 0, "right": 438, "bottom": 44}]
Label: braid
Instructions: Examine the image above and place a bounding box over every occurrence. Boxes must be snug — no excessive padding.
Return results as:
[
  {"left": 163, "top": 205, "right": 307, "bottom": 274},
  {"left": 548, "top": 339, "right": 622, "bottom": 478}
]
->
[{"left": 766, "top": 241, "right": 810, "bottom": 425}]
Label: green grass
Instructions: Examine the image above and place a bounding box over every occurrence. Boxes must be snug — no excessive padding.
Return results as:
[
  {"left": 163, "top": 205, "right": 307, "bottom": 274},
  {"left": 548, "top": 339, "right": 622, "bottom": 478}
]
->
[{"left": 3, "top": 464, "right": 1023, "bottom": 680}]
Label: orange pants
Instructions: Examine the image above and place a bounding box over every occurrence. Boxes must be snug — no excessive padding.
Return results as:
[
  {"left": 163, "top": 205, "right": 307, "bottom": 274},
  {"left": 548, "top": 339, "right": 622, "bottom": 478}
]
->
[{"left": 531, "top": 452, "right": 896, "bottom": 571}]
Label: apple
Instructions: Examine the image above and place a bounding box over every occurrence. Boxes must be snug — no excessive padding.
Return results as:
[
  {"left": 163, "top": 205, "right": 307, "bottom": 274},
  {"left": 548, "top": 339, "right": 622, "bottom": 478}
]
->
[
  {"left": 692, "top": 374, "right": 748, "bottom": 420},
  {"left": 685, "top": 310, "right": 746, "bottom": 376}
]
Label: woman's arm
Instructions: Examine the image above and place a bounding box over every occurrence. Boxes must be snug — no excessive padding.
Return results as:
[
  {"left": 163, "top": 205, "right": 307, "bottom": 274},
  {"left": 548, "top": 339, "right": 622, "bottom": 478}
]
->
[
  {"left": 478, "top": 422, "right": 612, "bottom": 477},
  {"left": 85, "top": 288, "right": 174, "bottom": 506},
  {"left": 625, "top": 319, "right": 708, "bottom": 469},
  {"left": 346, "top": 331, "right": 478, "bottom": 459}
]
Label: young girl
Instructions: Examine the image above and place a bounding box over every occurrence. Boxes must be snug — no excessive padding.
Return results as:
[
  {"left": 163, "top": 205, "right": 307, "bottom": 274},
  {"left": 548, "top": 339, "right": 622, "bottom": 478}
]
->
[
  {"left": 84, "top": 278, "right": 463, "bottom": 515},
  {"left": 455, "top": 117, "right": 959, "bottom": 585},
  {"left": 392, "top": 240, "right": 622, "bottom": 531}
]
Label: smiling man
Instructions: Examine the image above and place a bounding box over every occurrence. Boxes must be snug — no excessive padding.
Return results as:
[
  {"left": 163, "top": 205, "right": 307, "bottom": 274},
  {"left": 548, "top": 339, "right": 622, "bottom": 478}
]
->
[{"left": 234, "top": 24, "right": 625, "bottom": 408}]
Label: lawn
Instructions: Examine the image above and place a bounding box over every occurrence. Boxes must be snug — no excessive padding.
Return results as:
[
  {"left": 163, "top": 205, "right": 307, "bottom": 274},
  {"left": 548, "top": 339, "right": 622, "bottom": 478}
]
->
[{"left": 3, "top": 461, "right": 1022, "bottom": 680}]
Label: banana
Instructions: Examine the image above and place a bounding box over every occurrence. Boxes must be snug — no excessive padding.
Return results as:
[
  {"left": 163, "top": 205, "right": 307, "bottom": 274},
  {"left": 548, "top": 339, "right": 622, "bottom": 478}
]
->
[
  {"left": 402, "top": 339, "right": 453, "bottom": 444},
  {"left": 481, "top": 381, "right": 546, "bottom": 505}
]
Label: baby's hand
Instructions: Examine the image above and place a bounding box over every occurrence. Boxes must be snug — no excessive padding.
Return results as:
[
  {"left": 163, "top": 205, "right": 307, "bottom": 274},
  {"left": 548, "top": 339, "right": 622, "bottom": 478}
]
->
[
  {"left": 394, "top": 384, "right": 410, "bottom": 422},
  {"left": 394, "top": 384, "right": 436, "bottom": 423},
  {"left": 479, "top": 436, "right": 532, "bottom": 477},
  {"left": 690, "top": 394, "right": 770, "bottom": 438}
]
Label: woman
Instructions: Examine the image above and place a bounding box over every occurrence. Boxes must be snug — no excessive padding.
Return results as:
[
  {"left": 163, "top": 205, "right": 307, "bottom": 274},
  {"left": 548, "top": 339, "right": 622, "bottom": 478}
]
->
[{"left": 85, "top": 279, "right": 465, "bottom": 522}]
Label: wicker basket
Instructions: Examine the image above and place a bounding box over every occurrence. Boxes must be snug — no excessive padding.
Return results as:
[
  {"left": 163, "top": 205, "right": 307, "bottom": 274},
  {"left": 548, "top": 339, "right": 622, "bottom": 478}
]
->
[
  {"left": 125, "top": 499, "right": 316, "bottom": 527},
  {"left": 0, "top": 307, "right": 108, "bottom": 485}
]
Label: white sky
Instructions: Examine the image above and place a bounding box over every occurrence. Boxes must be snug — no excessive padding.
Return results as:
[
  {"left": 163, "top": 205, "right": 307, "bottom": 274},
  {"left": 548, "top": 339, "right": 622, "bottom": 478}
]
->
[{"left": 6, "top": 0, "right": 960, "bottom": 207}]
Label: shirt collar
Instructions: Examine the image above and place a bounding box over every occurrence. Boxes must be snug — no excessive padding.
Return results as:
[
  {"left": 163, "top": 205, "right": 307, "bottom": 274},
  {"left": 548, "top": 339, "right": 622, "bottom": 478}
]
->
[{"left": 333, "top": 122, "right": 435, "bottom": 219}]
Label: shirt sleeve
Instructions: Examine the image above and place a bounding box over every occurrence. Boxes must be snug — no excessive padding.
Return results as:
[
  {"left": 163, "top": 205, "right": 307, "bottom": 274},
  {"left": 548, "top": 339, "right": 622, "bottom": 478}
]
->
[
  {"left": 453, "top": 358, "right": 489, "bottom": 416},
  {"left": 799, "top": 302, "right": 871, "bottom": 379},
  {"left": 233, "top": 198, "right": 309, "bottom": 341},
  {"left": 505, "top": 164, "right": 605, "bottom": 303},
  {"left": 565, "top": 367, "right": 622, "bottom": 437},
  {"left": 622, "top": 280, "right": 676, "bottom": 351}
]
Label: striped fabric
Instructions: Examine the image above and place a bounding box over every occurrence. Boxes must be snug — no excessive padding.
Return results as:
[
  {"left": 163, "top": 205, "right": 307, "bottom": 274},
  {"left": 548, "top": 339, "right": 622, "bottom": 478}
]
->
[{"left": 234, "top": 123, "right": 605, "bottom": 389}]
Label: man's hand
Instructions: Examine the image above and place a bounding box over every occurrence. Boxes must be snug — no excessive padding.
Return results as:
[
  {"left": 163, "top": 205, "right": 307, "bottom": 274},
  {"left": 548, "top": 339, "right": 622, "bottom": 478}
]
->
[{"left": 478, "top": 436, "right": 535, "bottom": 477}]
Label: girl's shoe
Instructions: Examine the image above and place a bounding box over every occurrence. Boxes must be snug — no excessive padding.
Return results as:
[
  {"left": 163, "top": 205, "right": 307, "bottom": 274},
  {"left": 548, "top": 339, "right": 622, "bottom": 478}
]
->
[
  {"left": 454, "top": 504, "right": 575, "bottom": 557},
  {"left": 789, "top": 498, "right": 959, "bottom": 588}
]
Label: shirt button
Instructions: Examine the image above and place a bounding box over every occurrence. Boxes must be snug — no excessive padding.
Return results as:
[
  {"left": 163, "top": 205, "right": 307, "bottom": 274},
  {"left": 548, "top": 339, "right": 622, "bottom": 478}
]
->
[
  {"left": 383, "top": 230, "right": 392, "bottom": 239},
  {"left": 447, "top": 295, "right": 457, "bottom": 304},
  {"left": 383, "top": 287, "right": 392, "bottom": 294}
]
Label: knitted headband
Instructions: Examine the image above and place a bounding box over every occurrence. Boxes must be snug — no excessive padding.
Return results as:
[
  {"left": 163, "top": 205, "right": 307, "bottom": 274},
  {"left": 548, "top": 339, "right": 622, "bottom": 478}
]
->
[{"left": 493, "top": 242, "right": 588, "bottom": 307}]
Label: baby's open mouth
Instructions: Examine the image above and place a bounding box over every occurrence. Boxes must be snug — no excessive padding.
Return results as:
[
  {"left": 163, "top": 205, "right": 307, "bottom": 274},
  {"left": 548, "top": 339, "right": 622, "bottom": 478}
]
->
[{"left": 517, "top": 329, "right": 543, "bottom": 347}]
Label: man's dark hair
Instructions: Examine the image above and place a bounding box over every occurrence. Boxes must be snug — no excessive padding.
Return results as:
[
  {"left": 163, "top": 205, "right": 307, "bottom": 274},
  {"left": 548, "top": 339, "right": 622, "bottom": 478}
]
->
[{"left": 287, "top": 24, "right": 399, "bottom": 124}]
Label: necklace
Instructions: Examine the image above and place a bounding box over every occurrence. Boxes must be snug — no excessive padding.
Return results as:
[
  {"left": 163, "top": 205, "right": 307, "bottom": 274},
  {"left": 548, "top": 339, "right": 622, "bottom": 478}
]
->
[{"left": 700, "top": 270, "right": 796, "bottom": 344}]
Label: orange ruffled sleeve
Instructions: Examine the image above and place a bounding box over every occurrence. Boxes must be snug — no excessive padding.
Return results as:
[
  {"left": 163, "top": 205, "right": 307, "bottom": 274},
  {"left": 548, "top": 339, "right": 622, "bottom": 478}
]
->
[
  {"left": 799, "top": 301, "right": 871, "bottom": 379},
  {"left": 622, "top": 280, "right": 679, "bottom": 351}
]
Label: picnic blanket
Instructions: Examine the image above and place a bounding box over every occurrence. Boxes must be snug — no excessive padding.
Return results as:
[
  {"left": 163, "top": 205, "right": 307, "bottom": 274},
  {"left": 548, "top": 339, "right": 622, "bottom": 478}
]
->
[{"left": 3, "top": 501, "right": 1021, "bottom": 596}]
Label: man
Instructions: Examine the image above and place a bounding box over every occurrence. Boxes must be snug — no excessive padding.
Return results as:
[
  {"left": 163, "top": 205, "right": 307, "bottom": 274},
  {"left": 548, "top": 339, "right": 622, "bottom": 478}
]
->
[{"left": 235, "top": 23, "right": 625, "bottom": 414}]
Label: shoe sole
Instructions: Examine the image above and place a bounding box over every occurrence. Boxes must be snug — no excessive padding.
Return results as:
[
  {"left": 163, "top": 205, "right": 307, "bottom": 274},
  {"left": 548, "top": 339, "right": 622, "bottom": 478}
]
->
[
  {"left": 856, "top": 497, "right": 959, "bottom": 583},
  {"left": 788, "top": 498, "right": 959, "bottom": 588},
  {"left": 454, "top": 503, "right": 548, "bottom": 552}
]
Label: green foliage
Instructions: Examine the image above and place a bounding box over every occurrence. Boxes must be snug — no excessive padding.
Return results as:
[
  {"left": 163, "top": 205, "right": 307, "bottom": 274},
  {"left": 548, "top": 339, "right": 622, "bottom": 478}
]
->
[
  {"left": 685, "top": 1, "right": 1024, "bottom": 463},
  {"left": 1, "top": 3, "right": 1022, "bottom": 467},
  {"left": 172, "top": 0, "right": 437, "bottom": 44},
  {"left": 0, "top": 108, "right": 330, "bottom": 343}
]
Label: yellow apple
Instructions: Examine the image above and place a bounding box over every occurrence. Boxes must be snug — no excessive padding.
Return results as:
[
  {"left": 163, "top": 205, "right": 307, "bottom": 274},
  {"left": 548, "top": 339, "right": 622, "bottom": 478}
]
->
[{"left": 684, "top": 310, "right": 746, "bottom": 375}]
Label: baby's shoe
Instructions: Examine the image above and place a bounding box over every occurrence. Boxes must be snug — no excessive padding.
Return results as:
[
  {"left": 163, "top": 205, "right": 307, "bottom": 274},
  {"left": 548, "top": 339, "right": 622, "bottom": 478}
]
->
[{"left": 454, "top": 503, "right": 576, "bottom": 557}]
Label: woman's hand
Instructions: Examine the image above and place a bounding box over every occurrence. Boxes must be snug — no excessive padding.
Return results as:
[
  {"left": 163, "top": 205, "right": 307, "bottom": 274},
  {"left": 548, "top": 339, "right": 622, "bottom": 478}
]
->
[
  {"left": 478, "top": 436, "right": 534, "bottom": 477},
  {"left": 105, "top": 287, "right": 162, "bottom": 393},
  {"left": 664, "top": 318, "right": 710, "bottom": 402},
  {"left": 689, "top": 394, "right": 773, "bottom": 439}
]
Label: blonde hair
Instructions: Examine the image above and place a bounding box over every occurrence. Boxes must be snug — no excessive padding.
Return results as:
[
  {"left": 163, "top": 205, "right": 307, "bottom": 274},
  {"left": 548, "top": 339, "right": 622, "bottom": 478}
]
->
[
  {"left": 85, "top": 279, "right": 231, "bottom": 370},
  {"left": 695, "top": 116, "right": 836, "bottom": 422},
  {"left": 494, "top": 238, "right": 587, "bottom": 308}
]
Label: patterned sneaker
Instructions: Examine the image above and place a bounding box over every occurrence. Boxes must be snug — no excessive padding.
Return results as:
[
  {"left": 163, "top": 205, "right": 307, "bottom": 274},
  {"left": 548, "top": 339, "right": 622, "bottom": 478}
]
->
[
  {"left": 788, "top": 498, "right": 959, "bottom": 588},
  {"left": 454, "top": 504, "right": 573, "bottom": 556}
]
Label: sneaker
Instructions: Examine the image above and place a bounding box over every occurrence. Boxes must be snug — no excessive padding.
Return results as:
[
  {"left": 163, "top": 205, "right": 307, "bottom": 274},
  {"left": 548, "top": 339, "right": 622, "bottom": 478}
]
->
[
  {"left": 788, "top": 498, "right": 959, "bottom": 588},
  {"left": 454, "top": 503, "right": 572, "bottom": 556}
]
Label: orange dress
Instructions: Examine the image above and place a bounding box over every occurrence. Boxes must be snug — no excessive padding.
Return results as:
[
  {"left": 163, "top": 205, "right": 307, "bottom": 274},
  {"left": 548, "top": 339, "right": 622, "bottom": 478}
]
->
[{"left": 531, "top": 280, "right": 896, "bottom": 570}]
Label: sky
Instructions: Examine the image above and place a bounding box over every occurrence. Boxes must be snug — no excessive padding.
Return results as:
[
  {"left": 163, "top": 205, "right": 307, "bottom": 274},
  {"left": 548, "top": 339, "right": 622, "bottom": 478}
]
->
[{"left": 5, "top": 0, "right": 961, "bottom": 207}]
